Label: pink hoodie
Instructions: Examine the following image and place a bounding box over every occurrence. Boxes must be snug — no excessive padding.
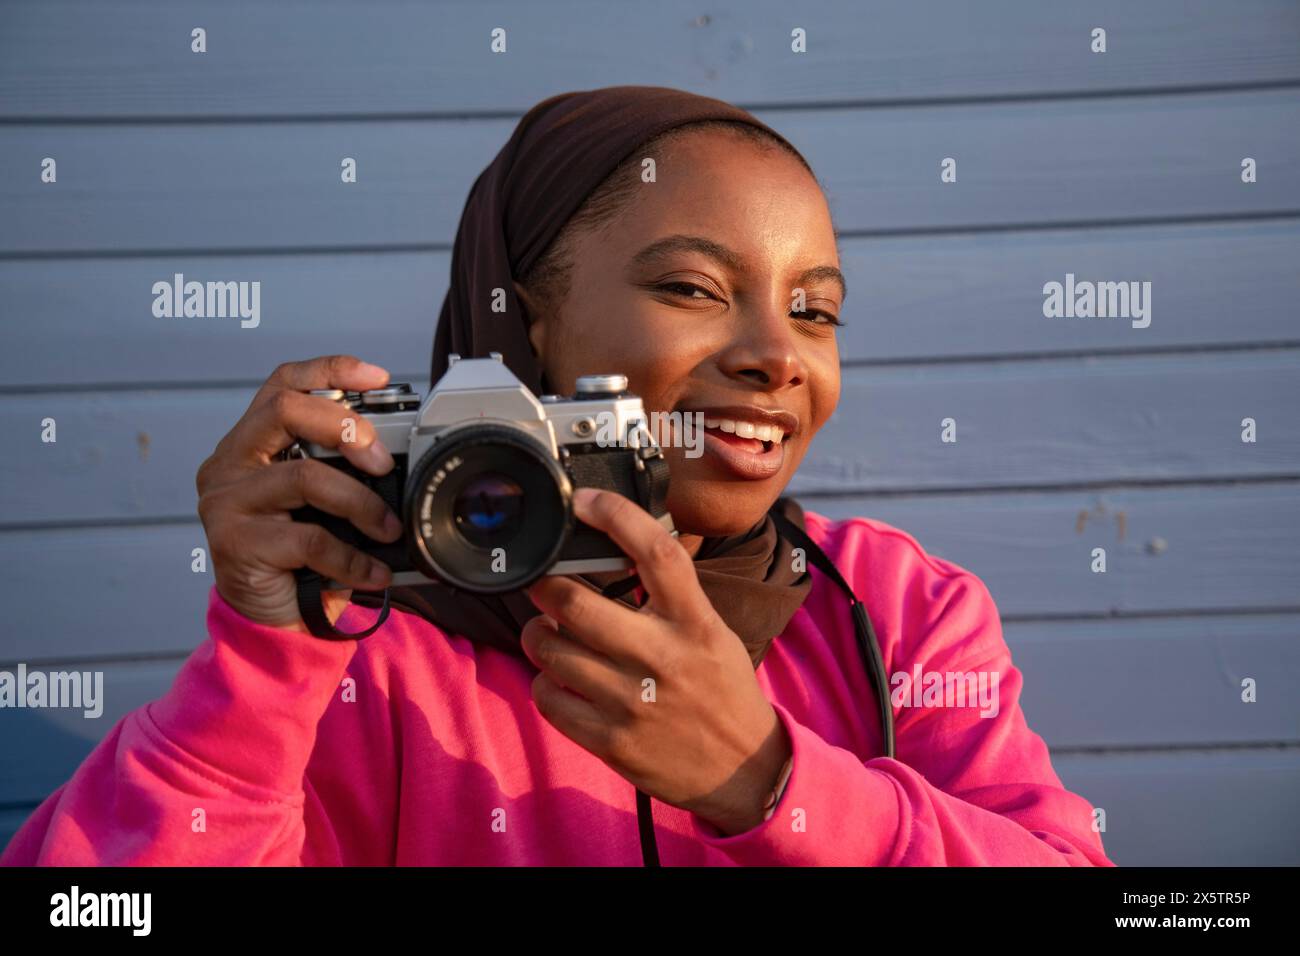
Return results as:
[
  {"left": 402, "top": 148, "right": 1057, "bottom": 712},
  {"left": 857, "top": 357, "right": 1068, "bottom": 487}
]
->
[{"left": 2, "top": 511, "right": 1114, "bottom": 866}]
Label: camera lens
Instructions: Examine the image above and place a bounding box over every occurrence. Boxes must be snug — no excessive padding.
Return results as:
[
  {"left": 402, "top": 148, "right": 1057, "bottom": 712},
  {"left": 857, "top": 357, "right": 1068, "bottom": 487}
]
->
[
  {"left": 404, "top": 425, "right": 573, "bottom": 593},
  {"left": 452, "top": 474, "right": 524, "bottom": 547}
]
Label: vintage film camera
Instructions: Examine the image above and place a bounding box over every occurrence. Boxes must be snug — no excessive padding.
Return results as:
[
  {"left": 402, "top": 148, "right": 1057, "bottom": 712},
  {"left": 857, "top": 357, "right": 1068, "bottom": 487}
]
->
[{"left": 285, "top": 353, "right": 673, "bottom": 594}]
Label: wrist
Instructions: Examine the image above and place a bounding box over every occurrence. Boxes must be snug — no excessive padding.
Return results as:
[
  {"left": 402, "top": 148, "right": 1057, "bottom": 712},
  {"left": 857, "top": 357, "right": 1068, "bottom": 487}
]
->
[{"left": 699, "top": 709, "right": 794, "bottom": 836}]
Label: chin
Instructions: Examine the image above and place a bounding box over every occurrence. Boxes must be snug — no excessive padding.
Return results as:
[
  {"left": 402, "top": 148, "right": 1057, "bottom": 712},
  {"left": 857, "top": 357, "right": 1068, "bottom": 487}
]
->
[
  {"left": 664, "top": 480, "right": 783, "bottom": 538},
  {"left": 657, "top": 445, "right": 800, "bottom": 536}
]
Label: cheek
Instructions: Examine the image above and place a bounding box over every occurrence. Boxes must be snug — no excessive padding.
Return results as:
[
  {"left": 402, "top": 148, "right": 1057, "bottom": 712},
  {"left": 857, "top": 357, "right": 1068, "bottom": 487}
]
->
[
  {"left": 806, "top": 352, "right": 842, "bottom": 433},
  {"left": 547, "top": 306, "right": 689, "bottom": 398},
  {"left": 602, "top": 320, "right": 708, "bottom": 413},
  {"left": 542, "top": 314, "right": 633, "bottom": 395},
  {"left": 630, "top": 347, "right": 697, "bottom": 412}
]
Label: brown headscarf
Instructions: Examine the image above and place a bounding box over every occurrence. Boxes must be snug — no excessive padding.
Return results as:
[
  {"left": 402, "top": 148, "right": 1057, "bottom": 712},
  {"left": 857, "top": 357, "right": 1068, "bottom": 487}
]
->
[{"left": 379, "top": 86, "right": 814, "bottom": 669}]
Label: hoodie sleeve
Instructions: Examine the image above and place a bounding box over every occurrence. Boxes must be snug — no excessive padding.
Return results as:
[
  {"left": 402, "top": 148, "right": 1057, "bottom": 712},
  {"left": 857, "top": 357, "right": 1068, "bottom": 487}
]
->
[
  {"left": 0, "top": 587, "right": 388, "bottom": 866},
  {"left": 687, "top": 568, "right": 1115, "bottom": 867}
]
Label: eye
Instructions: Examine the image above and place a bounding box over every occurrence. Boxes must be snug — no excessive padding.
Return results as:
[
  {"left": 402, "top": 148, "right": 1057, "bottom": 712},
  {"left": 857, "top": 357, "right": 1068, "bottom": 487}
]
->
[
  {"left": 793, "top": 308, "right": 844, "bottom": 327},
  {"left": 657, "top": 281, "right": 716, "bottom": 300}
]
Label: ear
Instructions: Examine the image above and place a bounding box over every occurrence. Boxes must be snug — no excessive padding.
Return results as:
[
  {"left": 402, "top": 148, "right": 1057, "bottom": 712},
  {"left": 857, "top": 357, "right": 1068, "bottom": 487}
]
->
[{"left": 514, "top": 280, "right": 548, "bottom": 358}]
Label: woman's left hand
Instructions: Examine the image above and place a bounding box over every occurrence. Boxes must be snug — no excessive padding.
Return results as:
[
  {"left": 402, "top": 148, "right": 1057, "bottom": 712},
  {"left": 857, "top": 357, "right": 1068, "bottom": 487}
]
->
[{"left": 523, "top": 487, "right": 792, "bottom": 836}]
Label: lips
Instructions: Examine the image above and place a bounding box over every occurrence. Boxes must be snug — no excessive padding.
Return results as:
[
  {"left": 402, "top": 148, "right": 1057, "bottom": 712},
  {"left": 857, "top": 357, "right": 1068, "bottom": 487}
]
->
[
  {"left": 700, "top": 428, "right": 785, "bottom": 479},
  {"left": 676, "top": 404, "right": 800, "bottom": 481}
]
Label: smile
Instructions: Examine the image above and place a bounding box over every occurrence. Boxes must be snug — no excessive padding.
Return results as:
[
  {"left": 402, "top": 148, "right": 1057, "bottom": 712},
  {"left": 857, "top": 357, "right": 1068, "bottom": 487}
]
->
[{"left": 677, "top": 405, "right": 799, "bottom": 481}]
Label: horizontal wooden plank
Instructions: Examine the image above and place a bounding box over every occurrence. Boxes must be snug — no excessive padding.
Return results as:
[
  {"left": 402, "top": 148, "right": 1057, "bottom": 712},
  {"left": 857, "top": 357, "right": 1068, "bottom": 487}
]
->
[
  {"left": 795, "top": 351, "right": 1300, "bottom": 493},
  {"left": 813, "top": 483, "right": 1300, "bottom": 617},
  {"left": 3, "top": 90, "right": 1299, "bottom": 254},
  {"left": 2, "top": 0, "right": 1296, "bottom": 119},
  {"left": 5, "top": 351, "right": 1294, "bottom": 525},
  {"left": 0, "top": 251, "right": 447, "bottom": 387},
  {"left": 836, "top": 218, "right": 1300, "bottom": 364},
  {"left": 0, "top": 524, "right": 213, "bottom": 661},
  {"left": 6, "top": 219, "right": 1300, "bottom": 388},
  {"left": 1007, "top": 615, "right": 1300, "bottom": 749},
  {"left": 1054, "top": 748, "right": 1300, "bottom": 865},
  {"left": 2, "top": 484, "right": 1298, "bottom": 662}
]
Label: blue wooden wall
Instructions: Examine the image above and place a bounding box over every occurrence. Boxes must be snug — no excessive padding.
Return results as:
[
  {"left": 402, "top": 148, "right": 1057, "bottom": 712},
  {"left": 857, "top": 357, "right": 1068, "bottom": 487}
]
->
[{"left": 1, "top": 0, "right": 1298, "bottom": 865}]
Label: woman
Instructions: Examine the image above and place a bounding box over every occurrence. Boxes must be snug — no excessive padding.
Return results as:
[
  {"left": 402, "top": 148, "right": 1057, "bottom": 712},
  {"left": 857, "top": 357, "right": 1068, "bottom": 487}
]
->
[{"left": 2, "top": 86, "right": 1113, "bottom": 866}]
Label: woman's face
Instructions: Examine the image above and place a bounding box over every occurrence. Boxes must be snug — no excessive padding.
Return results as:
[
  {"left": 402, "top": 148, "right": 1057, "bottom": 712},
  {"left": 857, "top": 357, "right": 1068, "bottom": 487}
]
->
[{"left": 521, "top": 128, "right": 844, "bottom": 538}]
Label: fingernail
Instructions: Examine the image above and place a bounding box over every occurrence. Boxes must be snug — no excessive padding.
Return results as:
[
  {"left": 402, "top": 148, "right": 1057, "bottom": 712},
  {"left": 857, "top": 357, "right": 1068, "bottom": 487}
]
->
[
  {"left": 573, "top": 487, "right": 599, "bottom": 508},
  {"left": 368, "top": 562, "right": 390, "bottom": 587},
  {"left": 357, "top": 361, "right": 388, "bottom": 380},
  {"left": 382, "top": 510, "right": 403, "bottom": 539}
]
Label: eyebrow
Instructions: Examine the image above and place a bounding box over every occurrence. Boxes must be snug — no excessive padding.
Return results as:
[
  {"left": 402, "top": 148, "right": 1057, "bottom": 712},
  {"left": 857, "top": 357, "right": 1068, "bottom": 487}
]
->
[{"left": 627, "top": 233, "right": 847, "bottom": 301}]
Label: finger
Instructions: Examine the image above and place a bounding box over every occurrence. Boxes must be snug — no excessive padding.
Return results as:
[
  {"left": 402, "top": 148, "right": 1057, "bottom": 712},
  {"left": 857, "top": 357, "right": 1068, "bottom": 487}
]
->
[
  {"left": 239, "top": 458, "right": 402, "bottom": 544},
  {"left": 242, "top": 518, "right": 392, "bottom": 590},
  {"left": 230, "top": 388, "right": 395, "bottom": 476},
  {"left": 530, "top": 670, "right": 609, "bottom": 755},
  {"left": 571, "top": 487, "right": 700, "bottom": 619},
  {"left": 254, "top": 354, "right": 389, "bottom": 406},
  {"left": 519, "top": 614, "right": 629, "bottom": 709},
  {"left": 526, "top": 574, "right": 644, "bottom": 661}
]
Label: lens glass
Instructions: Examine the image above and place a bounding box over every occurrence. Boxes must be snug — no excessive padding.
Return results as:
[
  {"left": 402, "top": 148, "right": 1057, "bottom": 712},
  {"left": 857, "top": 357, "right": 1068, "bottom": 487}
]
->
[
  {"left": 452, "top": 473, "right": 524, "bottom": 547},
  {"left": 404, "top": 427, "right": 572, "bottom": 593}
]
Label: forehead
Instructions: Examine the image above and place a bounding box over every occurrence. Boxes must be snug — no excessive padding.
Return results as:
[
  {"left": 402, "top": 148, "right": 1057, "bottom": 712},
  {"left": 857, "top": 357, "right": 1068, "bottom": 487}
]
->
[{"left": 589, "top": 130, "right": 838, "bottom": 269}]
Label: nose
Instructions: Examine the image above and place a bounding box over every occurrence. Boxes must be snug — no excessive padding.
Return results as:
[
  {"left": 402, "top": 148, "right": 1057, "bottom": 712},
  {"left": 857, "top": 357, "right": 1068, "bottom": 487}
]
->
[{"left": 716, "top": 298, "right": 808, "bottom": 390}]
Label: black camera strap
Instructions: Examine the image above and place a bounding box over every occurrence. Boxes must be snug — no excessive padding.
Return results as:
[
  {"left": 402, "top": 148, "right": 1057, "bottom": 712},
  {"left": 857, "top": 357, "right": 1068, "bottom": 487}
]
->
[
  {"left": 633, "top": 450, "right": 672, "bottom": 521},
  {"left": 294, "top": 567, "right": 392, "bottom": 640},
  {"left": 767, "top": 507, "right": 896, "bottom": 760}
]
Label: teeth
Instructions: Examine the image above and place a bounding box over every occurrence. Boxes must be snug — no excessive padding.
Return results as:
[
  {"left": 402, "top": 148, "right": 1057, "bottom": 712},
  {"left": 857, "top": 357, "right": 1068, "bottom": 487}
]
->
[{"left": 701, "top": 416, "right": 787, "bottom": 444}]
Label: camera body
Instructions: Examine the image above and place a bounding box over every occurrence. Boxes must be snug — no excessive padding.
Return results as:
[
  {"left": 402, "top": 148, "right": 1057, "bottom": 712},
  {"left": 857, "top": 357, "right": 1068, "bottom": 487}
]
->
[{"left": 286, "top": 353, "right": 673, "bottom": 593}]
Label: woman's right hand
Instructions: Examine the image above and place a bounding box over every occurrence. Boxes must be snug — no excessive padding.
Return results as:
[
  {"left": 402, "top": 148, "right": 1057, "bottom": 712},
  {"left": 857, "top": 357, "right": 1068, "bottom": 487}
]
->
[{"left": 196, "top": 355, "right": 404, "bottom": 632}]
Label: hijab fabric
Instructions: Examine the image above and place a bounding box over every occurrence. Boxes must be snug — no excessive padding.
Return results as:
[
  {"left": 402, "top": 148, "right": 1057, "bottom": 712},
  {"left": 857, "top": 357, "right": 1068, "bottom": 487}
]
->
[{"left": 389, "top": 86, "right": 815, "bottom": 669}]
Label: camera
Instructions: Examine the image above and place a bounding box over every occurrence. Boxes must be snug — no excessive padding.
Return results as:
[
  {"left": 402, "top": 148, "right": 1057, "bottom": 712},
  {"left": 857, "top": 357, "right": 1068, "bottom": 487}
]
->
[{"left": 284, "top": 353, "right": 673, "bottom": 593}]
